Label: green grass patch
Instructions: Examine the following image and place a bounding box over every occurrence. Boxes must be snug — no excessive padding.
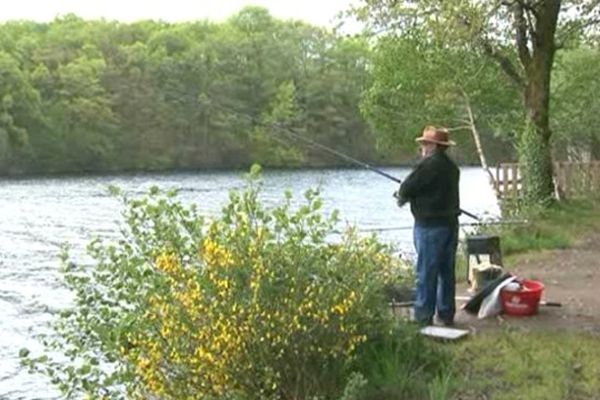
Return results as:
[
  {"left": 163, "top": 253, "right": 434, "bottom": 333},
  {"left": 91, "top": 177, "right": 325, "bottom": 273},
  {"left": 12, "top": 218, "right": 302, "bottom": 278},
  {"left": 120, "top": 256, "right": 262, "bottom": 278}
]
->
[
  {"left": 446, "top": 199, "right": 600, "bottom": 400},
  {"left": 481, "top": 200, "right": 600, "bottom": 257},
  {"left": 351, "top": 324, "right": 454, "bottom": 400},
  {"left": 450, "top": 330, "right": 600, "bottom": 400}
]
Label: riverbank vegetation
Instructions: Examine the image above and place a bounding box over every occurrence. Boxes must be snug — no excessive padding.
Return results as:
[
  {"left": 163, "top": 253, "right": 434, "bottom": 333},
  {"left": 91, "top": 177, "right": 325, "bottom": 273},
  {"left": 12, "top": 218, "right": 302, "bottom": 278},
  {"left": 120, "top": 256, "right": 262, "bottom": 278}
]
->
[
  {"left": 0, "top": 8, "right": 378, "bottom": 174},
  {"left": 3, "top": 5, "right": 598, "bottom": 177},
  {"left": 22, "top": 168, "right": 600, "bottom": 399},
  {"left": 480, "top": 199, "right": 600, "bottom": 258},
  {"left": 22, "top": 167, "right": 452, "bottom": 399},
  {"left": 449, "top": 198, "right": 600, "bottom": 400}
]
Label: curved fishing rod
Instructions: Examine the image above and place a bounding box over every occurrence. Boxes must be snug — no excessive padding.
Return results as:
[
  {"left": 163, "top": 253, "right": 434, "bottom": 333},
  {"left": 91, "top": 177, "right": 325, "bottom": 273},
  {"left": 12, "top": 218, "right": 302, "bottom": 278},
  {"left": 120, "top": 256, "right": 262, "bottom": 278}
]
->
[
  {"left": 267, "top": 122, "right": 480, "bottom": 221},
  {"left": 168, "top": 93, "right": 481, "bottom": 221},
  {"left": 273, "top": 126, "right": 403, "bottom": 184}
]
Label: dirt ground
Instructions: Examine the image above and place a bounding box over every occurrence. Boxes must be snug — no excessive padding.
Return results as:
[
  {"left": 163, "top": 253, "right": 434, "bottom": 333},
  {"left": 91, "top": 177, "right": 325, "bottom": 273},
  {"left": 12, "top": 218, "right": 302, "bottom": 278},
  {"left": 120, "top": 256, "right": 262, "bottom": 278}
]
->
[{"left": 453, "top": 230, "right": 600, "bottom": 334}]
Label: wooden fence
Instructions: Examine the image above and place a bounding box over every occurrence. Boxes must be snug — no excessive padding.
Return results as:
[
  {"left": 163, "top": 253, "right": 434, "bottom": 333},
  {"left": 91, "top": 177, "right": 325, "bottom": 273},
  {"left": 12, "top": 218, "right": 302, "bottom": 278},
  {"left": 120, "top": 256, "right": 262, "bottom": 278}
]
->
[{"left": 495, "top": 161, "right": 600, "bottom": 199}]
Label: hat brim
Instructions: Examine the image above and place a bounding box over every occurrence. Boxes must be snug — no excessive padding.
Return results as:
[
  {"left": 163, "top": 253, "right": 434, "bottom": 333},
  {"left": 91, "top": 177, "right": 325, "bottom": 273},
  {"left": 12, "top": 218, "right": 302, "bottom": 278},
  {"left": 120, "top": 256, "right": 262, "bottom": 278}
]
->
[{"left": 416, "top": 137, "right": 456, "bottom": 146}]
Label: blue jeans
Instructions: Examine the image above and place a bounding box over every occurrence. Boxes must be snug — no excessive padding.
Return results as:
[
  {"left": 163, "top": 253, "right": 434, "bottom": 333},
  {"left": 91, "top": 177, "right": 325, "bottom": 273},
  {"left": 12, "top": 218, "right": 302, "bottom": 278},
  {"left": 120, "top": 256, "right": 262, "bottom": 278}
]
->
[{"left": 413, "top": 222, "right": 459, "bottom": 324}]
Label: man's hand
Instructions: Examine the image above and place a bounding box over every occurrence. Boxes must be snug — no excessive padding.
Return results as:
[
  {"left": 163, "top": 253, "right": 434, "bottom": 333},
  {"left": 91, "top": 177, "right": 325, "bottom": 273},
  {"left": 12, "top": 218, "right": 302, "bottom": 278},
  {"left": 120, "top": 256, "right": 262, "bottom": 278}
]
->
[{"left": 393, "top": 190, "right": 407, "bottom": 207}]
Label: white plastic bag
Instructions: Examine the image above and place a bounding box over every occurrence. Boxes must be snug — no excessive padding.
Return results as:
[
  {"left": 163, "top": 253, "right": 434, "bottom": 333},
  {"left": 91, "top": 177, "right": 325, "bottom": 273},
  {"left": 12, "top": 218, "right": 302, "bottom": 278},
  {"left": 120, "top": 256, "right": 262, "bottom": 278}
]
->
[{"left": 478, "top": 276, "right": 517, "bottom": 319}]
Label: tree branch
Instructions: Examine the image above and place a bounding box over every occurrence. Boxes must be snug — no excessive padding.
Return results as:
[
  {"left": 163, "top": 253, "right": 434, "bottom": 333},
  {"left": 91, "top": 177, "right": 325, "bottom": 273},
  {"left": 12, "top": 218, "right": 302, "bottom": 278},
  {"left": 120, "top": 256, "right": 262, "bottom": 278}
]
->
[
  {"left": 556, "top": 18, "right": 600, "bottom": 49},
  {"left": 481, "top": 40, "right": 525, "bottom": 89},
  {"left": 518, "top": 0, "right": 542, "bottom": 18},
  {"left": 525, "top": 7, "right": 538, "bottom": 46},
  {"left": 514, "top": 2, "right": 532, "bottom": 68},
  {"left": 458, "top": 87, "right": 500, "bottom": 198},
  {"left": 447, "top": 125, "right": 472, "bottom": 131}
]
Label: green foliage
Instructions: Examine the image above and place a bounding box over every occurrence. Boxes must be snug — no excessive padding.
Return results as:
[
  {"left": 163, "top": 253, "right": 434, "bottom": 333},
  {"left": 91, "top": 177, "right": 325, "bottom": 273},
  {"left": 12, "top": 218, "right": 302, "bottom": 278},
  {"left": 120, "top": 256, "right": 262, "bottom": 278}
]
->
[
  {"left": 0, "top": 50, "right": 41, "bottom": 147},
  {"left": 453, "top": 331, "right": 600, "bottom": 399},
  {"left": 250, "top": 81, "right": 304, "bottom": 165},
  {"left": 0, "top": 8, "right": 380, "bottom": 175},
  {"left": 427, "top": 371, "right": 455, "bottom": 400},
  {"left": 355, "top": 0, "right": 600, "bottom": 208},
  {"left": 480, "top": 200, "right": 600, "bottom": 257},
  {"left": 360, "top": 32, "right": 519, "bottom": 162},
  {"left": 339, "top": 372, "right": 368, "bottom": 400},
  {"left": 518, "top": 121, "right": 555, "bottom": 205},
  {"left": 551, "top": 47, "right": 600, "bottom": 159},
  {"left": 21, "top": 168, "right": 449, "bottom": 400},
  {"left": 350, "top": 325, "right": 453, "bottom": 399}
]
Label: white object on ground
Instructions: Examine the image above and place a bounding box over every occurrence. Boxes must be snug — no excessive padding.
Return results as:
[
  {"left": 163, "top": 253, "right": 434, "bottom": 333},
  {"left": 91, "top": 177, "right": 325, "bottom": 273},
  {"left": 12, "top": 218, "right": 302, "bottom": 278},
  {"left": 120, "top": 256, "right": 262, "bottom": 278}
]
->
[
  {"left": 419, "top": 326, "right": 470, "bottom": 340},
  {"left": 477, "top": 276, "right": 518, "bottom": 319}
]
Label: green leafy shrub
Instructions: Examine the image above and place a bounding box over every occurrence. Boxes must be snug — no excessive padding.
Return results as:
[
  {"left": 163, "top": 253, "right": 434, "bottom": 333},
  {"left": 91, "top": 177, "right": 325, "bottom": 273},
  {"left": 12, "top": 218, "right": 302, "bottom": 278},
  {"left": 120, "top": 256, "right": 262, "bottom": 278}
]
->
[{"left": 24, "top": 166, "right": 430, "bottom": 400}]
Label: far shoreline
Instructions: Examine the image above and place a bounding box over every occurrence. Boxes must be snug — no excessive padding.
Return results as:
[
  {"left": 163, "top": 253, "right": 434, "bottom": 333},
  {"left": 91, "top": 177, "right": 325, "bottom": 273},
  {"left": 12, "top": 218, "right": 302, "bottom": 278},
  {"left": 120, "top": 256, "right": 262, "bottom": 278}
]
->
[{"left": 0, "top": 161, "right": 489, "bottom": 181}]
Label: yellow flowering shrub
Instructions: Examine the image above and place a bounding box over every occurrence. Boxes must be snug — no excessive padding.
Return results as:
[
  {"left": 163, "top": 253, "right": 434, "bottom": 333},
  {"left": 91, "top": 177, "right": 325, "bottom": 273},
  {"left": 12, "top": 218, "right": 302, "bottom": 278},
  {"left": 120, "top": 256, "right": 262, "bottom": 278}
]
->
[{"left": 24, "top": 167, "right": 411, "bottom": 400}]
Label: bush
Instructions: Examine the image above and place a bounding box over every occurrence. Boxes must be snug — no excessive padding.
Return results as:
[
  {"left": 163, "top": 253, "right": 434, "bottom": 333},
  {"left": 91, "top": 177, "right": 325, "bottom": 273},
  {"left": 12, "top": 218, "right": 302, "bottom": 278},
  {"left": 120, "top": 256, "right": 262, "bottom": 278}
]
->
[{"left": 24, "top": 166, "right": 423, "bottom": 400}]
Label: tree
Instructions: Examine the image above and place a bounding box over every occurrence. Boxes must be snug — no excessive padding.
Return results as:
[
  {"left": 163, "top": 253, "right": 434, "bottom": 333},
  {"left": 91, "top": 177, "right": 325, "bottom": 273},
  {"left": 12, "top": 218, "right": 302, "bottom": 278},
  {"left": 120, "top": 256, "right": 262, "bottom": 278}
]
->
[
  {"left": 355, "top": 0, "right": 600, "bottom": 204},
  {"left": 361, "top": 33, "right": 520, "bottom": 168},
  {"left": 0, "top": 51, "right": 41, "bottom": 147},
  {"left": 551, "top": 46, "right": 600, "bottom": 160},
  {"left": 297, "top": 34, "right": 377, "bottom": 164},
  {"left": 0, "top": 9, "right": 387, "bottom": 175},
  {"left": 250, "top": 80, "right": 305, "bottom": 166},
  {"left": 0, "top": 50, "right": 42, "bottom": 173},
  {"left": 47, "top": 55, "right": 118, "bottom": 170}
]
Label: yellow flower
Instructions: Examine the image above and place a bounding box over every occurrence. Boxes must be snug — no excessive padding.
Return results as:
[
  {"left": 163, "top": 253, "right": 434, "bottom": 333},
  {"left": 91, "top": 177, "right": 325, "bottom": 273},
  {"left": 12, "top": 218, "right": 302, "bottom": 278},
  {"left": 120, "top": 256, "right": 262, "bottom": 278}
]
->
[
  {"left": 201, "top": 238, "right": 234, "bottom": 267},
  {"left": 155, "top": 251, "right": 180, "bottom": 274}
]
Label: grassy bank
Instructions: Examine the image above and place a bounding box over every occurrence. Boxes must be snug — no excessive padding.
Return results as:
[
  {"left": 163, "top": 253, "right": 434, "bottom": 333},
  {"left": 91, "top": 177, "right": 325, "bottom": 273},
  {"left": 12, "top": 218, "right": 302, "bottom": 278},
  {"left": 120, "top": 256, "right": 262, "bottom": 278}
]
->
[
  {"left": 483, "top": 199, "right": 600, "bottom": 257},
  {"left": 445, "top": 199, "right": 600, "bottom": 400},
  {"left": 450, "top": 330, "right": 600, "bottom": 399}
]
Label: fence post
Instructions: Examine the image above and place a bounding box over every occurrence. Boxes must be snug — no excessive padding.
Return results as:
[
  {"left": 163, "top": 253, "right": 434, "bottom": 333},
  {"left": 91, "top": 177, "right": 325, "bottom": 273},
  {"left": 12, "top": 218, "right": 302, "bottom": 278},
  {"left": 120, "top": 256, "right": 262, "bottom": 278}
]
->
[{"left": 512, "top": 163, "right": 519, "bottom": 198}]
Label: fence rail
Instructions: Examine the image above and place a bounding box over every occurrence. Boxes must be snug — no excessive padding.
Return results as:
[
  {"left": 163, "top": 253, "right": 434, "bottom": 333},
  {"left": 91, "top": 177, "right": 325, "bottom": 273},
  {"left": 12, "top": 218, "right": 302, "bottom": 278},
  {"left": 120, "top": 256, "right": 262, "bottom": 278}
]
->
[{"left": 495, "top": 161, "right": 600, "bottom": 199}]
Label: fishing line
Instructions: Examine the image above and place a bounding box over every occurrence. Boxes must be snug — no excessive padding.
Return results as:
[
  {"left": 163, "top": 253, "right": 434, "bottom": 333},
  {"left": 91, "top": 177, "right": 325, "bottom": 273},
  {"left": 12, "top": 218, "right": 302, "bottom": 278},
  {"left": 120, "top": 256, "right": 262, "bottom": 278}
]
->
[{"left": 355, "top": 219, "right": 527, "bottom": 233}]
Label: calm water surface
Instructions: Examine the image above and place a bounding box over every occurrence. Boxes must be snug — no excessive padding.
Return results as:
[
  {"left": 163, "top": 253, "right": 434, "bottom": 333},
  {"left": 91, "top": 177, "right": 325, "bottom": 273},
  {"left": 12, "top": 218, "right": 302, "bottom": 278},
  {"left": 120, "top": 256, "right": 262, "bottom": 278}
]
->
[{"left": 0, "top": 167, "right": 499, "bottom": 399}]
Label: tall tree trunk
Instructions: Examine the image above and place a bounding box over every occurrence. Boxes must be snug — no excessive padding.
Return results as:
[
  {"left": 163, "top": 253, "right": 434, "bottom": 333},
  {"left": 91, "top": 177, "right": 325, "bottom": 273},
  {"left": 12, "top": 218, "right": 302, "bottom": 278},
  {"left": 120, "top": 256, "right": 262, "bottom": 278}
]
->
[{"left": 517, "top": 1, "right": 561, "bottom": 205}]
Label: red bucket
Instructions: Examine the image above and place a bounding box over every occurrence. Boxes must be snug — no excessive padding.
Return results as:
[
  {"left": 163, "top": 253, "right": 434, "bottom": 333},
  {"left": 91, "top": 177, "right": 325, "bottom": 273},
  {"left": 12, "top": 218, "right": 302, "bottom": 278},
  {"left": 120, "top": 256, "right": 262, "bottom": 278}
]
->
[{"left": 500, "top": 279, "right": 544, "bottom": 316}]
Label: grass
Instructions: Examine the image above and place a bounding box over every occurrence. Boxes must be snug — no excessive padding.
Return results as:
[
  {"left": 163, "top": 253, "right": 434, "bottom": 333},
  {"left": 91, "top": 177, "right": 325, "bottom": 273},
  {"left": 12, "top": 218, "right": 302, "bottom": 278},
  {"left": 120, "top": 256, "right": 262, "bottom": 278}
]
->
[
  {"left": 479, "top": 199, "right": 600, "bottom": 258},
  {"left": 440, "top": 200, "right": 600, "bottom": 400},
  {"left": 370, "top": 199, "right": 600, "bottom": 400},
  {"left": 445, "top": 198, "right": 600, "bottom": 400},
  {"left": 351, "top": 324, "right": 455, "bottom": 400},
  {"left": 450, "top": 330, "right": 600, "bottom": 400}
]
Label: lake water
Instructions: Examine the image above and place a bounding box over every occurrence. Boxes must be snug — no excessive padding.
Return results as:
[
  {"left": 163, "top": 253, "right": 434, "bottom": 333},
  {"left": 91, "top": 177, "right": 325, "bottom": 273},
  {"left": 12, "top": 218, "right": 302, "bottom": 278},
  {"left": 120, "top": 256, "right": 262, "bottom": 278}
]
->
[{"left": 0, "top": 167, "right": 499, "bottom": 399}]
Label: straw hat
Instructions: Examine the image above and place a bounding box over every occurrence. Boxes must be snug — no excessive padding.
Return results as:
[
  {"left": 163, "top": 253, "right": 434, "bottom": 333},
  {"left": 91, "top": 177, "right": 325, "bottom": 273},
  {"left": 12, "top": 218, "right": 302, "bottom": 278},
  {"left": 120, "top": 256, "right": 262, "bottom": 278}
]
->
[{"left": 415, "top": 126, "right": 456, "bottom": 146}]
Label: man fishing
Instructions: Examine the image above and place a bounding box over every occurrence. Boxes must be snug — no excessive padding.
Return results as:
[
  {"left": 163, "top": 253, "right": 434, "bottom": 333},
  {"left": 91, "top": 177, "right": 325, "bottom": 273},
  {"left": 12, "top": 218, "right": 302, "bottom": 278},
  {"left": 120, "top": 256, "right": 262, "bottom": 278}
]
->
[{"left": 395, "top": 126, "right": 460, "bottom": 326}]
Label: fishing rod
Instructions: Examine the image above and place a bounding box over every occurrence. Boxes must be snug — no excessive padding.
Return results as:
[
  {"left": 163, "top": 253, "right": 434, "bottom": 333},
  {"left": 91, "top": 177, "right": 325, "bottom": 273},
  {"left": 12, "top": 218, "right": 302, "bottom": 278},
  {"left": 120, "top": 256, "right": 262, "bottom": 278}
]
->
[
  {"left": 171, "top": 94, "right": 482, "bottom": 221},
  {"left": 272, "top": 125, "right": 403, "bottom": 184},
  {"left": 268, "top": 122, "right": 481, "bottom": 221}
]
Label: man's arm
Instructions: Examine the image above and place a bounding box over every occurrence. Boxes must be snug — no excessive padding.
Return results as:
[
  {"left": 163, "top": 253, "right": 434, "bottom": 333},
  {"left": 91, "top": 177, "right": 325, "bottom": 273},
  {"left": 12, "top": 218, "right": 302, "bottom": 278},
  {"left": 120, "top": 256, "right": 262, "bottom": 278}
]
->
[{"left": 396, "top": 158, "right": 436, "bottom": 206}]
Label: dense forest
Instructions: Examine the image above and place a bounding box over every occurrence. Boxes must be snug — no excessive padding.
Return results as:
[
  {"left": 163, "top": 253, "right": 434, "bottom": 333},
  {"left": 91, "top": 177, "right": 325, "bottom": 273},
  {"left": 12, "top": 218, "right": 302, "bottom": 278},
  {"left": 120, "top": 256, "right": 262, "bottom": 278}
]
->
[
  {"left": 0, "top": 7, "right": 384, "bottom": 175},
  {"left": 0, "top": 6, "right": 598, "bottom": 176}
]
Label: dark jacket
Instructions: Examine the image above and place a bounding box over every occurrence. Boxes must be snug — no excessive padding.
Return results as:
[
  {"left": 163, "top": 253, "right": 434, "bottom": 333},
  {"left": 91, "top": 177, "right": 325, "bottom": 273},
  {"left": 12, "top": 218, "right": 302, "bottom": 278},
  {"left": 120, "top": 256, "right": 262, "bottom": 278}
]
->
[{"left": 397, "top": 149, "right": 460, "bottom": 225}]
